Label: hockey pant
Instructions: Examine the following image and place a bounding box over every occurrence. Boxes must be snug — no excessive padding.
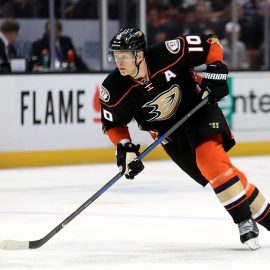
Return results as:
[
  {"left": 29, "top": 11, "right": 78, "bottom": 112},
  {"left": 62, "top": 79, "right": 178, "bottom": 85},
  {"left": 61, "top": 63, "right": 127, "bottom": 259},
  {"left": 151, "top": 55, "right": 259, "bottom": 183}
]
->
[{"left": 196, "top": 135, "right": 270, "bottom": 229}]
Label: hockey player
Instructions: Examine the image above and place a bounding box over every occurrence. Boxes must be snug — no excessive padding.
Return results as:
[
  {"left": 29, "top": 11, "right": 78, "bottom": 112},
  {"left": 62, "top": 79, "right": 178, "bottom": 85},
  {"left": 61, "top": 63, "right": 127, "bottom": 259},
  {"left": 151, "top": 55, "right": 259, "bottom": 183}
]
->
[{"left": 99, "top": 28, "right": 270, "bottom": 250}]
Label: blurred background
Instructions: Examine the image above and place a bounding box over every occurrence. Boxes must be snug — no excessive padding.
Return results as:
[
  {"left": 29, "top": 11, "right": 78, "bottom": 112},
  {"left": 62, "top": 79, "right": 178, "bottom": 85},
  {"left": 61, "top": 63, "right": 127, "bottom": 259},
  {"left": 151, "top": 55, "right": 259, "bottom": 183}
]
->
[
  {"left": 0, "top": 0, "right": 269, "bottom": 73},
  {"left": 0, "top": 0, "right": 270, "bottom": 168}
]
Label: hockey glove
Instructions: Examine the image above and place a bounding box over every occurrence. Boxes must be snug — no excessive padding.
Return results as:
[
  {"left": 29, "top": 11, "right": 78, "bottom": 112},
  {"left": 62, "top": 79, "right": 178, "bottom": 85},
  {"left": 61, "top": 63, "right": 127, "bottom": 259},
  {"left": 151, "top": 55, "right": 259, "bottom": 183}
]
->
[
  {"left": 116, "top": 141, "right": 144, "bottom": 180},
  {"left": 201, "top": 61, "right": 229, "bottom": 104}
]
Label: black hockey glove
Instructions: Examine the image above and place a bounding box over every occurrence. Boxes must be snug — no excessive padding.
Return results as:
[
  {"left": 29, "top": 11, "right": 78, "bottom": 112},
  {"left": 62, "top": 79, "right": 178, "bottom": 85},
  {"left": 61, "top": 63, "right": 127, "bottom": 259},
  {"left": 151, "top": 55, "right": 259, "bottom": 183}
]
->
[
  {"left": 116, "top": 142, "right": 144, "bottom": 180},
  {"left": 201, "top": 61, "right": 229, "bottom": 104}
]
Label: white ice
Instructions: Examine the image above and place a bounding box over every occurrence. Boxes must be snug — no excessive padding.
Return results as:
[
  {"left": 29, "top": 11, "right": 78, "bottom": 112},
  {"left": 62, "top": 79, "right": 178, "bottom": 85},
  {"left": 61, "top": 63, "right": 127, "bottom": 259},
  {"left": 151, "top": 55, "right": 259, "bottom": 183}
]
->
[{"left": 0, "top": 156, "right": 270, "bottom": 270}]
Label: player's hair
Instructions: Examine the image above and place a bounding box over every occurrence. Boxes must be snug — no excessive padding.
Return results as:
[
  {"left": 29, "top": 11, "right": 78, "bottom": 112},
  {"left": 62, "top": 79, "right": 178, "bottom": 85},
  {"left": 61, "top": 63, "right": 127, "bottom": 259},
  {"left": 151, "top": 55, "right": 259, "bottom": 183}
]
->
[
  {"left": 0, "top": 19, "right": 20, "bottom": 33},
  {"left": 44, "top": 20, "right": 63, "bottom": 33}
]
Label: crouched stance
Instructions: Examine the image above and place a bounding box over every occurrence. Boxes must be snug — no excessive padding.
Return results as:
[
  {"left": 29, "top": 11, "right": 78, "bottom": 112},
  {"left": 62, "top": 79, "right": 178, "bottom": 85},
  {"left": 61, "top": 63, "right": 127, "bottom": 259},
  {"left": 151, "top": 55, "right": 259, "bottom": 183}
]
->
[{"left": 99, "top": 28, "right": 270, "bottom": 249}]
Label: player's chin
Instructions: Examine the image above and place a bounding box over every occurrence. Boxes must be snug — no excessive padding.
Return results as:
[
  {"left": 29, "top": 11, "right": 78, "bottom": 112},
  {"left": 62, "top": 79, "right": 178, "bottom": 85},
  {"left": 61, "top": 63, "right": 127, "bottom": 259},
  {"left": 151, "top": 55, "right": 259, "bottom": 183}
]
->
[{"left": 119, "top": 70, "right": 129, "bottom": 76}]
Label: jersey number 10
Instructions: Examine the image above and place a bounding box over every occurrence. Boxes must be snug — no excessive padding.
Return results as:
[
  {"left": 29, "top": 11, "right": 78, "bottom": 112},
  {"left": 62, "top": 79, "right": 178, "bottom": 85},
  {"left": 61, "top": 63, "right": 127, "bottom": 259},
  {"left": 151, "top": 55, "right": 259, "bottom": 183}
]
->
[{"left": 186, "top": 36, "right": 203, "bottom": 52}]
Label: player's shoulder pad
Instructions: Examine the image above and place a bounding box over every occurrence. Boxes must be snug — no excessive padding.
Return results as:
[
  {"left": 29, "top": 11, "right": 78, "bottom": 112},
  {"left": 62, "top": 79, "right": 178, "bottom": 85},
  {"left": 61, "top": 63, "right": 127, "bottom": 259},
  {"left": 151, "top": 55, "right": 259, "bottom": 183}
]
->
[
  {"left": 148, "top": 37, "right": 184, "bottom": 56},
  {"left": 146, "top": 37, "right": 185, "bottom": 67},
  {"left": 100, "top": 69, "right": 133, "bottom": 107}
]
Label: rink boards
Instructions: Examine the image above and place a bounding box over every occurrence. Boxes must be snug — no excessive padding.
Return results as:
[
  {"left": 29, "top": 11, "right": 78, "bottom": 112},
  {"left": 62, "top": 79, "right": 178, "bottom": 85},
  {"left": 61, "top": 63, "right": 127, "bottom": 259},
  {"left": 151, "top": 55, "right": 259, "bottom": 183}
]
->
[{"left": 0, "top": 72, "right": 270, "bottom": 168}]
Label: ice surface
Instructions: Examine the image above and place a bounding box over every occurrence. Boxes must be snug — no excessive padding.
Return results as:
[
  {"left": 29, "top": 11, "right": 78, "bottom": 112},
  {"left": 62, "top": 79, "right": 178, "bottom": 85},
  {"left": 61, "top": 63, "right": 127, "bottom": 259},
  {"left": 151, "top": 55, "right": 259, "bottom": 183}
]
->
[{"left": 0, "top": 156, "right": 270, "bottom": 269}]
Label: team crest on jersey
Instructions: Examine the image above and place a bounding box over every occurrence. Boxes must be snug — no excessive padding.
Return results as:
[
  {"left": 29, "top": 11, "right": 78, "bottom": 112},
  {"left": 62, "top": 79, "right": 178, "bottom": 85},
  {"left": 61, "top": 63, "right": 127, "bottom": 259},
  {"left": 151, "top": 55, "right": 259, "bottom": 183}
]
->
[
  {"left": 143, "top": 84, "right": 181, "bottom": 122},
  {"left": 165, "top": 39, "right": 181, "bottom": 54},
  {"left": 99, "top": 86, "right": 110, "bottom": 102}
]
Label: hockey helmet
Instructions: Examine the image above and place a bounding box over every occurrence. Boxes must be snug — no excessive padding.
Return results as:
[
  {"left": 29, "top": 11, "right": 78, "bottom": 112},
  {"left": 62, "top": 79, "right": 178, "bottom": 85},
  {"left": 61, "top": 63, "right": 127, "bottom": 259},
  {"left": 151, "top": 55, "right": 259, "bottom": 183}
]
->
[{"left": 108, "top": 28, "right": 146, "bottom": 61}]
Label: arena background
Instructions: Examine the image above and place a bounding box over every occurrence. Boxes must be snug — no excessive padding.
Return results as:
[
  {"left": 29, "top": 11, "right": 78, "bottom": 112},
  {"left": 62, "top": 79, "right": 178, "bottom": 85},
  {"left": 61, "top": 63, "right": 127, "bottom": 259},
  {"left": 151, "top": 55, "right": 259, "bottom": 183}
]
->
[{"left": 0, "top": 0, "right": 269, "bottom": 168}]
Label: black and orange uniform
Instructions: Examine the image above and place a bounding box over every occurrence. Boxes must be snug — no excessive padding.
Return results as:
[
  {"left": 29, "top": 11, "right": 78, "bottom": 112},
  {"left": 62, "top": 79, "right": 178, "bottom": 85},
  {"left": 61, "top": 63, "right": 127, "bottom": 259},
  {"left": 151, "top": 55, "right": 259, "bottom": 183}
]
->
[{"left": 100, "top": 34, "right": 270, "bottom": 230}]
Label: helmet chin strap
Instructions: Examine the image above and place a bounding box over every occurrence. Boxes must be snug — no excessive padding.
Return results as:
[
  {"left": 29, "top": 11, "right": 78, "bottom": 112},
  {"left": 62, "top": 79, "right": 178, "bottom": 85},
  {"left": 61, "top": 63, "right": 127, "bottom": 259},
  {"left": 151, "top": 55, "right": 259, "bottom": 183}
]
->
[{"left": 133, "top": 51, "right": 144, "bottom": 79}]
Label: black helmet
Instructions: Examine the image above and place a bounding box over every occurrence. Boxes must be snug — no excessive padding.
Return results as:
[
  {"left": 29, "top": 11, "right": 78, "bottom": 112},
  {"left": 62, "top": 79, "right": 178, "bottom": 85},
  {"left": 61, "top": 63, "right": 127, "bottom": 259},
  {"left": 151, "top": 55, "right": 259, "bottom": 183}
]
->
[{"left": 108, "top": 28, "right": 146, "bottom": 61}]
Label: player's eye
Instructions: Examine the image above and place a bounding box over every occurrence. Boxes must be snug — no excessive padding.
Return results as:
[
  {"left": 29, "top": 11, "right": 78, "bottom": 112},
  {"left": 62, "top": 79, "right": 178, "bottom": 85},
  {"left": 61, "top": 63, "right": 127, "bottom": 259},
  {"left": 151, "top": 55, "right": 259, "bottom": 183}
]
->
[{"left": 115, "top": 55, "right": 127, "bottom": 61}]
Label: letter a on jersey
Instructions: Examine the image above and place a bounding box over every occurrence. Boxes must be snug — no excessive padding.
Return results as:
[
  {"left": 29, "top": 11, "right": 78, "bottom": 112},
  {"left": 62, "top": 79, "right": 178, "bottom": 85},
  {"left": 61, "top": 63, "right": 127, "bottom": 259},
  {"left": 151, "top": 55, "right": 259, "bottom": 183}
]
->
[{"left": 164, "top": 70, "right": 176, "bottom": 82}]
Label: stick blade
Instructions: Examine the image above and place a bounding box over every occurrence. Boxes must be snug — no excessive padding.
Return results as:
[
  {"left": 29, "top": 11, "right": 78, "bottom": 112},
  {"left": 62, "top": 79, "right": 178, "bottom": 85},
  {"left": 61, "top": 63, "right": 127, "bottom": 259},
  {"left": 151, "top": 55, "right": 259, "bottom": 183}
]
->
[{"left": 0, "top": 240, "right": 29, "bottom": 250}]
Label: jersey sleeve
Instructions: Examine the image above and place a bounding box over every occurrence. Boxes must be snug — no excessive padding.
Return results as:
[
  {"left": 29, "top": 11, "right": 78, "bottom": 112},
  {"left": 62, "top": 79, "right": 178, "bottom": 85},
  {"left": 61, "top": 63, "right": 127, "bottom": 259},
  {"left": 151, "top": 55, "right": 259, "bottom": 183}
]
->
[
  {"left": 99, "top": 81, "right": 133, "bottom": 146},
  {"left": 181, "top": 34, "right": 224, "bottom": 67}
]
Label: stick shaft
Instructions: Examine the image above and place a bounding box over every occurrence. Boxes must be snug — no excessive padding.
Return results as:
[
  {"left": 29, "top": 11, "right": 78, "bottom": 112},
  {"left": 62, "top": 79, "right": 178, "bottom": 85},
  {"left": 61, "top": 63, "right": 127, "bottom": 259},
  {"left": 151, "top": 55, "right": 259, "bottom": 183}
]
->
[
  {"left": 139, "top": 97, "right": 209, "bottom": 160},
  {"left": 30, "top": 171, "right": 123, "bottom": 248},
  {"left": 8, "top": 98, "right": 209, "bottom": 249}
]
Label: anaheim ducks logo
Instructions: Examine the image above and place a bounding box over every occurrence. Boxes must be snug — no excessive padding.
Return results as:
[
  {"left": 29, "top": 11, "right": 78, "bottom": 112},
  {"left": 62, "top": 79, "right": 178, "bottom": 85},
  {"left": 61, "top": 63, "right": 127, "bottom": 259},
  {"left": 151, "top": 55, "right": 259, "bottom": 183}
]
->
[{"left": 143, "top": 84, "right": 181, "bottom": 122}]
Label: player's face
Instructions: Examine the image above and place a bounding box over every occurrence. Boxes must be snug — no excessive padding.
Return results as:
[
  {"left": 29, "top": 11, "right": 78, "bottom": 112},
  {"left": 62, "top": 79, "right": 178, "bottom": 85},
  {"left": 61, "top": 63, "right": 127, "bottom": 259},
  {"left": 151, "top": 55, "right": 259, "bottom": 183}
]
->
[{"left": 113, "top": 51, "right": 137, "bottom": 76}]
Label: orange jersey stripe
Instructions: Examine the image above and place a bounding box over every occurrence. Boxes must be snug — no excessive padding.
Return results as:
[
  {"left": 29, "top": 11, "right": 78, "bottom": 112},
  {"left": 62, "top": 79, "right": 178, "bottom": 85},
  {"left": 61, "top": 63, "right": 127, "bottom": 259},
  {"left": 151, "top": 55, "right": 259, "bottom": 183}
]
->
[
  {"left": 149, "top": 131, "right": 157, "bottom": 140},
  {"left": 206, "top": 42, "right": 223, "bottom": 65},
  {"left": 195, "top": 135, "right": 236, "bottom": 185},
  {"left": 107, "top": 126, "right": 131, "bottom": 146},
  {"left": 99, "top": 83, "right": 140, "bottom": 108},
  {"left": 150, "top": 37, "right": 186, "bottom": 78},
  {"left": 245, "top": 183, "right": 256, "bottom": 198},
  {"left": 196, "top": 73, "right": 203, "bottom": 85},
  {"left": 210, "top": 168, "right": 237, "bottom": 189},
  {"left": 256, "top": 206, "right": 270, "bottom": 223},
  {"left": 226, "top": 197, "right": 249, "bottom": 211}
]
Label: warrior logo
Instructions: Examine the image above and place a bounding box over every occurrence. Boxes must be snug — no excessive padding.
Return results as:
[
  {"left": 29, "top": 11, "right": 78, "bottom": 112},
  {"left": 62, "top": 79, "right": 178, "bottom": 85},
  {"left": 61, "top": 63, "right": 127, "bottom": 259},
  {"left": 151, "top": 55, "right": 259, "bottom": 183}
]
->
[{"left": 143, "top": 84, "right": 181, "bottom": 122}]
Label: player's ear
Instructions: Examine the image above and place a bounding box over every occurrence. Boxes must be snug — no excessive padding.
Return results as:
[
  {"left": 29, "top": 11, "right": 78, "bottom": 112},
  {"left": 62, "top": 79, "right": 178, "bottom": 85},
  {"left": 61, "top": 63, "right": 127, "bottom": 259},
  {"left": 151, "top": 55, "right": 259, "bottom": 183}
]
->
[{"left": 136, "top": 51, "right": 144, "bottom": 61}]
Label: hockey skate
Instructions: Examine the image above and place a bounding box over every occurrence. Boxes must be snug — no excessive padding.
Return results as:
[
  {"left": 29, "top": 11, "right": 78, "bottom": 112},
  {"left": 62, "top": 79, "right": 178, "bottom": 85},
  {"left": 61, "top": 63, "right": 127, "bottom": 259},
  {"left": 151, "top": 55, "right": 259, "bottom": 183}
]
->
[{"left": 238, "top": 218, "right": 260, "bottom": 250}]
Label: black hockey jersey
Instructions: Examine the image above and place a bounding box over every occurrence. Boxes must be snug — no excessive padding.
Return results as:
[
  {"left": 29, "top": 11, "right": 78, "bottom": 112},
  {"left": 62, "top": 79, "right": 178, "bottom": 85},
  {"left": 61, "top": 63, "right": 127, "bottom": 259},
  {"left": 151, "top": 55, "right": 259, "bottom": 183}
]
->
[{"left": 100, "top": 35, "right": 223, "bottom": 144}]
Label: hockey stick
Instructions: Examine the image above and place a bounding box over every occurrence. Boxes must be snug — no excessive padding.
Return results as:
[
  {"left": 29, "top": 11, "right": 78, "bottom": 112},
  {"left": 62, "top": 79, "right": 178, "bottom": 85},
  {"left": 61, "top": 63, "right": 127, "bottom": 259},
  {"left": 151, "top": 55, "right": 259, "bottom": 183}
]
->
[{"left": 0, "top": 97, "right": 209, "bottom": 250}]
